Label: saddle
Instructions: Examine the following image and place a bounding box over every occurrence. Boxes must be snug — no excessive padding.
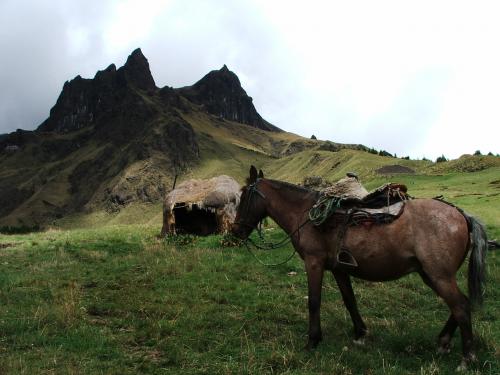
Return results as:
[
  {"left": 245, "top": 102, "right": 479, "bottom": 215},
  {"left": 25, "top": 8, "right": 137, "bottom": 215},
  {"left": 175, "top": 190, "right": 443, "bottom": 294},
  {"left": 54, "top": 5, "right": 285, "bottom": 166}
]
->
[
  {"left": 309, "top": 175, "right": 411, "bottom": 267},
  {"left": 310, "top": 176, "right": 410, "bottom": 226}
]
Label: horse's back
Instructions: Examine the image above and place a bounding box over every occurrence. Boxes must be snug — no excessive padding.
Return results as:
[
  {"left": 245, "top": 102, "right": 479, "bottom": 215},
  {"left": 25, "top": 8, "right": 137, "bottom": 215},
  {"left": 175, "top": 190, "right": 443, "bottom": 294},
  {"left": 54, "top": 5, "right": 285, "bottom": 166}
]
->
[{"left": 343, "top": 199, "right": 470, "bottom": 281}]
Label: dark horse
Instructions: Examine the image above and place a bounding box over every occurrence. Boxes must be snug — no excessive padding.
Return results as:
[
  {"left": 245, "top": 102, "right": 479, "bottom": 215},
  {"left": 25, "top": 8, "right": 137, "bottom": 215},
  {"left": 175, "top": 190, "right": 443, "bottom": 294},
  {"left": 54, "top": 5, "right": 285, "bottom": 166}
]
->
[{"left": 232, "top": 166, "right": 487, "bottom": 370}]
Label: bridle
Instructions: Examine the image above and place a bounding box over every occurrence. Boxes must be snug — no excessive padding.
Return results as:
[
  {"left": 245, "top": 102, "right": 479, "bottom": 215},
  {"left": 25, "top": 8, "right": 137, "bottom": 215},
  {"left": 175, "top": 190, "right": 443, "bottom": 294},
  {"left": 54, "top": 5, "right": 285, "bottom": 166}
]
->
[
  {"left": 234, "top": 179, "right": 266, "bottom": 232},
  {"left": 233, "top": 179, "right": 310, "bottom": 267}
]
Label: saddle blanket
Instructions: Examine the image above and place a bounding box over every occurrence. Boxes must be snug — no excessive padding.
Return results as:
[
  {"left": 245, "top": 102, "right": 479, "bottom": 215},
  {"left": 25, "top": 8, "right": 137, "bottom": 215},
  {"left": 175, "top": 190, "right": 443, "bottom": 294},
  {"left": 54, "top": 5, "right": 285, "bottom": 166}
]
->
[
  {"left": 338, "top": 201, "right": 405, "bottom": 217},
  {"left": 316, "top": 201, "right": 406, "bottom": 227}
]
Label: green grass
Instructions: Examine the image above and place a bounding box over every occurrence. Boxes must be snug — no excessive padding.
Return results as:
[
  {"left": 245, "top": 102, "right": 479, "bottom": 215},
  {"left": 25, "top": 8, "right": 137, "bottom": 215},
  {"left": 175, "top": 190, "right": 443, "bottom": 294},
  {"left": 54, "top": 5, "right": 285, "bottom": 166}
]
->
[
  {"left": 1, "top": 160, "right": 499, "bottom": 374},
  {"left": 0, "top": 221, "right": 498, "bottom": 374}
]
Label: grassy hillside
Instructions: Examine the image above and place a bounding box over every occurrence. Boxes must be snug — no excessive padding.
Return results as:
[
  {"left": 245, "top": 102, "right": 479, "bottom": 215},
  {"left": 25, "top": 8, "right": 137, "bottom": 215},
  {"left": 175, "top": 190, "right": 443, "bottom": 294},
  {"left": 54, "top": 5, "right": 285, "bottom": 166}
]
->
[
  {"left": 41, "top": 149, "right": 499, "bottom": 237},
  {"left": 0, "top": 222, "right": 498, "bottom": 374},
  {"left": 1, "top": 161, "right": 499, "bottom": 374},
  {"left": 263, "top": 149, "right": 429, "bottom": 183}
]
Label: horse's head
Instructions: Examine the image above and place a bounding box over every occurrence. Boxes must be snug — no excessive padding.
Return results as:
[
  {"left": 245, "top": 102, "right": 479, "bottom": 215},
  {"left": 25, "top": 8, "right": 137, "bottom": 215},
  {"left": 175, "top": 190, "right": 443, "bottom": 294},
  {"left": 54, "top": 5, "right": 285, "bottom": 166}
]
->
[{"left": 231, "top": 165, "right": 267, "bottom": 239}]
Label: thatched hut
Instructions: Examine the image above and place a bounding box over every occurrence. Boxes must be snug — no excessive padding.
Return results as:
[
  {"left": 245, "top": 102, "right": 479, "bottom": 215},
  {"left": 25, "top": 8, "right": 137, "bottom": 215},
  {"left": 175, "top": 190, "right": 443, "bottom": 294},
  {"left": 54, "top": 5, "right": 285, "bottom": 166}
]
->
[{"left": 160, "top": 175, "right": 241, "bottom": 236}]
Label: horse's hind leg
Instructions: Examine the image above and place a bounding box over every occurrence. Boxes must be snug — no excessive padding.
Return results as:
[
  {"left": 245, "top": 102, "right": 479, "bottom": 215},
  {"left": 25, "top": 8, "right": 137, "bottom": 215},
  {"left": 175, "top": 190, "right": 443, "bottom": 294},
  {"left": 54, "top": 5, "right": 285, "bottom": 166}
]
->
[
  {"left": 437, "top": 315, "right": 458, "bottom": 354},
  {"left": 420, "top": 272, "right": 458, "bottom": 353},
  {"left": 332, "top": 270, "right": 368, "bottom": 343},
  {"left": 424, "top": 275, "right": 475, "bottom": 367}
]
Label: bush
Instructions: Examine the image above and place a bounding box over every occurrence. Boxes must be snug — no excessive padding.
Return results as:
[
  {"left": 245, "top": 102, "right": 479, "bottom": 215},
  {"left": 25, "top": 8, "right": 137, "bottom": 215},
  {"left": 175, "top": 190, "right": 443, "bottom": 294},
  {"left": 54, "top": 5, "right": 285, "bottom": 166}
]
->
[{"left": 0, "top": 225, "right": 40, "bottom": 234}]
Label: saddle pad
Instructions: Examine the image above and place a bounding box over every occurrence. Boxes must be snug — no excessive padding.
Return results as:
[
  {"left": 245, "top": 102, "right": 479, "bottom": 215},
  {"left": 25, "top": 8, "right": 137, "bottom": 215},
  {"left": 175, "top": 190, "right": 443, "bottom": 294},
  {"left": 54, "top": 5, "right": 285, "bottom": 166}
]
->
[
  {"left": 352, "top": 201, "right": 405, "bottom": 216},
  {"left": 332, "top": 201, "right": 405, "bottom": 226}
]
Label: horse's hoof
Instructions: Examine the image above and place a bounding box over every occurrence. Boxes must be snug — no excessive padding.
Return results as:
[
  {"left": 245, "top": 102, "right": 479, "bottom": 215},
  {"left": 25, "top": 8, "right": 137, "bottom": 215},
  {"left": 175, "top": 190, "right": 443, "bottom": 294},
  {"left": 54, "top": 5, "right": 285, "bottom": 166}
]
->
[
  {"left": 353, "top": 338, "right": 365, "bottom": 346},
  {"left": 304, "top": 338, "right": 321, "bottom": 351},
  {"left": 304, "top": 343, "right": 316, "bottom": 351},
  {"left": 456, "top": 354, "right": 478, "bottom": 372},
  {"left": 437, "top": 345, "right": 451, "bottom": 354},
  {"left": 465, "top": 353, "right": 477, "bottom": 363},
  {"left": 456, "top": 361, "right": 467, "bottom": 372}
]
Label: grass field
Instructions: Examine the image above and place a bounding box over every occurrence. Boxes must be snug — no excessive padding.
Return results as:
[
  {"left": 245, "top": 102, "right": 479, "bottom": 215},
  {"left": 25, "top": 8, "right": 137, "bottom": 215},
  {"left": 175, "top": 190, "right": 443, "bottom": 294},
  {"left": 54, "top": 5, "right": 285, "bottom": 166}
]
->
[
  {"left": 0, "top": 225, "right": 498, "bottom": 374},
  {"left": 1, "top": 166, "right": 499, "bottom": 374}
]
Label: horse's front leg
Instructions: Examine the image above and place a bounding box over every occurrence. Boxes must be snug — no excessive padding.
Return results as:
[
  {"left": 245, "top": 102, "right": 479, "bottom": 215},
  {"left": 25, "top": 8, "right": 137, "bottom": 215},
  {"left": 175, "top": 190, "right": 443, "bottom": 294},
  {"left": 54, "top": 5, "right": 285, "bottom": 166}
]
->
[
  {"left": 304, "top": 257, "right": 325, "bottom": 350},
  {"left": 332, "top": 270, "right": 368, "bottom": 344}
]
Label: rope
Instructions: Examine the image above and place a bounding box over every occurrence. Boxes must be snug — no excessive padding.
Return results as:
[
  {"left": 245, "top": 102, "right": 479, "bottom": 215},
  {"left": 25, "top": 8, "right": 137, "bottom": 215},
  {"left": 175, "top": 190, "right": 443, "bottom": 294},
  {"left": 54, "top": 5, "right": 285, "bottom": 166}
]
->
[
  {"left": 309, "top": 195, "right": 344, "bottom": 226},
  {"left": 243, "top": 240, "right": 297, "bottom": 267},
  {"left": 243, "top": 219, "right": 310, "bottom": 267}
]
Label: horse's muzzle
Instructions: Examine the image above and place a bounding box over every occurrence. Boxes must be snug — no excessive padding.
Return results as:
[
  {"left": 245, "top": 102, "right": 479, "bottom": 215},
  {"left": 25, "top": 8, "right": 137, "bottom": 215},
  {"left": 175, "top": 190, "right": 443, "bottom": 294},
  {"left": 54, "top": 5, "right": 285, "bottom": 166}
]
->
[{"left": 231, "top": 223, "right": 250, "bottom": 240}]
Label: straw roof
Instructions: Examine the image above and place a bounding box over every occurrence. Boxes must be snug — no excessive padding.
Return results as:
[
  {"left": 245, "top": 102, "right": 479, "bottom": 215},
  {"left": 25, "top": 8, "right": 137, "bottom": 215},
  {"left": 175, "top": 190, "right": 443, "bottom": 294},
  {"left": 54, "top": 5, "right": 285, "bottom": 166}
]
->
[
  {"left": 322, "top": 176, "right": 369, "bottom": 200},
  {"left": 164, "top": 175, "right": 240, "bottom": 211},
  {"left": 161, "top": 175, "right": 241, "bottom": 236}
]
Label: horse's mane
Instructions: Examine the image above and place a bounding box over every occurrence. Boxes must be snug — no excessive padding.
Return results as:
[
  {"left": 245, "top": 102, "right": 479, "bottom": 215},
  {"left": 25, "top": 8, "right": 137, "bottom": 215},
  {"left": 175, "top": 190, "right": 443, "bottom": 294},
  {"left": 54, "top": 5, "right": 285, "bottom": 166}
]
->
[{"left": 265, "top": 179, "right": 317, "bottom": 195}]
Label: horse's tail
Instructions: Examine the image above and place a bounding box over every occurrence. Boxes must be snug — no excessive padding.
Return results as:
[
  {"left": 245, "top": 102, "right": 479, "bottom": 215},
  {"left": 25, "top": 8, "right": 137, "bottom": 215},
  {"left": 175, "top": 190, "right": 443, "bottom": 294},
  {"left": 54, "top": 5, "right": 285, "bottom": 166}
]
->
[{"left": 465, "top": 213, "right": 488, "bottom": 306}]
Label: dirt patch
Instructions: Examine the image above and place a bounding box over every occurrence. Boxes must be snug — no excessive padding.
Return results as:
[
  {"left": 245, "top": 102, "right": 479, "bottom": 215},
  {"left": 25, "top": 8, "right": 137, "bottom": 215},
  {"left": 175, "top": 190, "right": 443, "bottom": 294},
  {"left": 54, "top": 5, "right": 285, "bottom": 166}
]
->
[
  {"left": 0, "top": 243, "right": 17, "bottom": 249},
  {"left": 376, "top": 165, "right": 415, "bottom": 175}
]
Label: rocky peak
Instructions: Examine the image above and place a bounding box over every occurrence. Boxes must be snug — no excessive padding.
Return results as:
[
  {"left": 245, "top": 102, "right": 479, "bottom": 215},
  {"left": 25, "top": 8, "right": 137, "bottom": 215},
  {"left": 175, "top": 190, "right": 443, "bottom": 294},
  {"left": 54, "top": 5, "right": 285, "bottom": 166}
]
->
[
  {"left": 122, "top": 48, "right": 156, "bottom": 91},
  {"left": 177, "top": 65, "right": 280, "bottom": 132},
  {"left": 37, "top": 49, "right": 158, "bottom": 133},
  {"left": 94, "top": 64, "right": 116, "bottom": 80}
]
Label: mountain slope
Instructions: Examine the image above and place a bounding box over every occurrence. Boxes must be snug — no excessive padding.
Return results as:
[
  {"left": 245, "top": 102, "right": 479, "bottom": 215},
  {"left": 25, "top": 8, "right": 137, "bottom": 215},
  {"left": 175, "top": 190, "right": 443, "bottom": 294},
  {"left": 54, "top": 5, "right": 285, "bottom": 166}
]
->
[{"left": 0, "top": 49, "right": 300, "bottom": 227}]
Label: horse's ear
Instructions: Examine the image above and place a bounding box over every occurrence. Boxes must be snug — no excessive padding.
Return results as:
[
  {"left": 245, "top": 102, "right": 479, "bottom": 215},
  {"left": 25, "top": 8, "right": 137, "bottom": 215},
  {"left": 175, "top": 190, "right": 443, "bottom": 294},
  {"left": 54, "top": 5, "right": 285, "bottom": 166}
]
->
[
  {"left": 258, "top": 169, "right": 264, "bottom": 179},
  {"left": 249, "top": 165, "right": 258, "bottom": 183}
]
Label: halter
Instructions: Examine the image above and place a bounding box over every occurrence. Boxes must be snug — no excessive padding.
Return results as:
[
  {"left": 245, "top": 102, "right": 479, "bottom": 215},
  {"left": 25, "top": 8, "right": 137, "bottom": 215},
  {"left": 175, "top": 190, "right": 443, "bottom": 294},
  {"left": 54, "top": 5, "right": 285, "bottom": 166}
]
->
[
  {"left": 234, "top": 179, "right": 310, "bottom": 267},
  {"left": 234, "top": 179, "right": 266, "bottom": 231}
]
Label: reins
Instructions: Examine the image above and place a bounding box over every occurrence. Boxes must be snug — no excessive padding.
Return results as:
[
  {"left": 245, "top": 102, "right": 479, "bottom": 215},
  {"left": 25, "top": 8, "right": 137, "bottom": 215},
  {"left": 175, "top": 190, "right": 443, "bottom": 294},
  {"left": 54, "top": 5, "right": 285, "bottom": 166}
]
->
[{"left": 236, "top": 180, "right": 309, "bottom": 267}]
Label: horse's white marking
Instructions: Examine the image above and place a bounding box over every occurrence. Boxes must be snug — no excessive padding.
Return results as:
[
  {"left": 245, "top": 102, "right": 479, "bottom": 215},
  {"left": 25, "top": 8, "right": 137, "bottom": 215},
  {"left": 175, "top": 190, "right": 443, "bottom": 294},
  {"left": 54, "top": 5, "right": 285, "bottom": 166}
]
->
[{"left": 353, "top": 338, "right": 365, "bottom": 346}]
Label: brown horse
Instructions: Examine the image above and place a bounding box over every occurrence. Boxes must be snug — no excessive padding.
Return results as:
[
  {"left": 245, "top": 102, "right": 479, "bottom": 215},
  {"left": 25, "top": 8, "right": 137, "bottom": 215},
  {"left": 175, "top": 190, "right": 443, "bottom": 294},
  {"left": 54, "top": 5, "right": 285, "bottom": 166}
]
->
[{"left": 231, "top": 166, "right": 487, "bottom": 370}]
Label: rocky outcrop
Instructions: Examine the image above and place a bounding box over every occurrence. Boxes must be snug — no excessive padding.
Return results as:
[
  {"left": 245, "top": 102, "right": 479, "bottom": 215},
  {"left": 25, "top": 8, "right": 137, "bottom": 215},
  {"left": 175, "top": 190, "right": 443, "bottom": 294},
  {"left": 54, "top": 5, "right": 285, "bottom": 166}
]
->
[
  {"left": 121, "top": 48, "right": 156, "bottom": 91},
  {"left": 177, "top": 65, "right": 280, "bottom": 132},
  {"left": 38, "top": 48, "right": 157, "bottom": 133}
]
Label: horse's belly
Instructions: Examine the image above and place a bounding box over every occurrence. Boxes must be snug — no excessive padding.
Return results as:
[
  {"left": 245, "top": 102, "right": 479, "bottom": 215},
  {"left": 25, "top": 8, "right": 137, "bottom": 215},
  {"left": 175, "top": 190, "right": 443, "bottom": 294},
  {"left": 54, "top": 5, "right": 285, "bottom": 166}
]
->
[
  {"left": 345, "top": 253, "right": 419, "bottom": 281},
  {"left": 340, "top": 224, "right": 419, "bottom": 281}
]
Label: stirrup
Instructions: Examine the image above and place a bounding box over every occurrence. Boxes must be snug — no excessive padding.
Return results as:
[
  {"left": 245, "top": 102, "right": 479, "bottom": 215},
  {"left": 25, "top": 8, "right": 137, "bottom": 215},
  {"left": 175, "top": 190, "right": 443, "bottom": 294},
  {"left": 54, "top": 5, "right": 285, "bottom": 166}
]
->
[{"left": 337, "top": 249, "right": 358, "bottom": 267}]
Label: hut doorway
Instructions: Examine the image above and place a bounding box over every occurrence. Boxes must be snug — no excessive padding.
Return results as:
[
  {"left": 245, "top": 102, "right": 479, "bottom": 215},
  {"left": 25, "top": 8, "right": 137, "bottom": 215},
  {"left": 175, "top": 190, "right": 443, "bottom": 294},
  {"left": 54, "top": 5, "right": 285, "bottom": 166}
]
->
[{"left": 173, "top": 203, "right": 218, "bottom": 236}]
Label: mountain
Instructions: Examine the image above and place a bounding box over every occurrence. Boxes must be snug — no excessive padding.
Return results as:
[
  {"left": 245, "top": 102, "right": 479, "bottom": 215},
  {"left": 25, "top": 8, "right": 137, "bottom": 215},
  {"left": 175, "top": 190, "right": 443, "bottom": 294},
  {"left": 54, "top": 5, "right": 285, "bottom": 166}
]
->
[
  {"left": 177, "top": 65, "right": 280, "bottom": 132},
  {"left": 0, "top": 49, "right": 305, "bottom": 227},
  {"left": 6, "top": 48, "right": 490, "bottom": 229}
]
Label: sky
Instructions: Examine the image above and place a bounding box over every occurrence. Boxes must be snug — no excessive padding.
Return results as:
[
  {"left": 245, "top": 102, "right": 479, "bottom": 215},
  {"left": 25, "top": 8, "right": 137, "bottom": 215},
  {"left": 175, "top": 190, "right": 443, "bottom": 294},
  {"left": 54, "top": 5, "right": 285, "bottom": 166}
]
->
[{"left": 1, "top": 0, "right": 499, "bottom": 160}]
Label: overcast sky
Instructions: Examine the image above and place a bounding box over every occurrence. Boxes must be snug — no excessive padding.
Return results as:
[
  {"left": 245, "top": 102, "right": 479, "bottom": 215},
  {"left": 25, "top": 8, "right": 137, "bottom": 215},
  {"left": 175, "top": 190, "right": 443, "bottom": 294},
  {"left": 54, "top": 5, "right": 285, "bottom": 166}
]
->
[{"left": 1, "top": 0, "right": 499, "bottom": 159}]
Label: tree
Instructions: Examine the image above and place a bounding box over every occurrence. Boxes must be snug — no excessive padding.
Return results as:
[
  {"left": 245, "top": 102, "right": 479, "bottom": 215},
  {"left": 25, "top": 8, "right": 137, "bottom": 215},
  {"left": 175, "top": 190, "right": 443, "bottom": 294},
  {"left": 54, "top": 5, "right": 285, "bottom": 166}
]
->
[
  {"left": 474, "top": 150, "right": 482, "bottom": 156},
  {"left": 436, "top": 155, "right": 447, "bottom": 163},
  {"left": 378, "top": 150, "right": 393, "bottom": 157},
  {"left": 310, "top": 135, "right": 317, "bottom": 140}
]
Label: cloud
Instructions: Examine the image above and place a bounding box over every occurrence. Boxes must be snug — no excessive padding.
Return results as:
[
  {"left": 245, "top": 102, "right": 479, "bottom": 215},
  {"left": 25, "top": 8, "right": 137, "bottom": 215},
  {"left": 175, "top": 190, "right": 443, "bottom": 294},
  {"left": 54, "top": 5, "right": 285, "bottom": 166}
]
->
[{"left": 0, "top": 0, "right": 499, "bottom": 159}]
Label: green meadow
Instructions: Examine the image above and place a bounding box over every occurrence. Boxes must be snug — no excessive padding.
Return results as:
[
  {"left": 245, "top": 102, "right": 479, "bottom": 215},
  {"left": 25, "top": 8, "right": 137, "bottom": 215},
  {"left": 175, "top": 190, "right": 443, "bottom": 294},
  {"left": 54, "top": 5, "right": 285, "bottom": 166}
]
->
[{"left": 1, "top": 162, "right": 499, "bottom": 374}]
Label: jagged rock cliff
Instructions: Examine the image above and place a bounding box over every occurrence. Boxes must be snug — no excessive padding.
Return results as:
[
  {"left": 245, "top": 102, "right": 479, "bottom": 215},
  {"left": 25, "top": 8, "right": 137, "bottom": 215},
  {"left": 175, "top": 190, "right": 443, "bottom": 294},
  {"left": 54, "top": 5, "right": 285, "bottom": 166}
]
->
[
  {"left": 37, "top": 48, "right": 157, "bottom": 134},
  {"left": 177, "top": 65, "right": 280, "bottom": 132}
]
